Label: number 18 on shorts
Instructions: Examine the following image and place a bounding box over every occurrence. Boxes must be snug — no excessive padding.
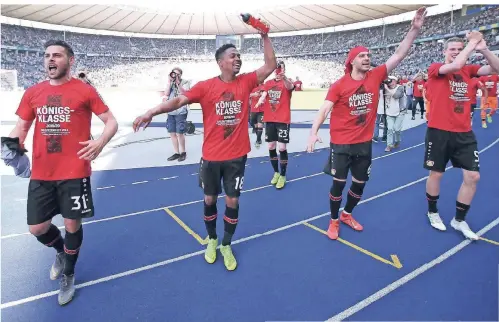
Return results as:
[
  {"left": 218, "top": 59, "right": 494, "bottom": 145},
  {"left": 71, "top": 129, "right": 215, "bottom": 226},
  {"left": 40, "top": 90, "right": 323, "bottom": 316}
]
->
[{"left": 198, "top": 156, "right": 247, "bottom": 198}]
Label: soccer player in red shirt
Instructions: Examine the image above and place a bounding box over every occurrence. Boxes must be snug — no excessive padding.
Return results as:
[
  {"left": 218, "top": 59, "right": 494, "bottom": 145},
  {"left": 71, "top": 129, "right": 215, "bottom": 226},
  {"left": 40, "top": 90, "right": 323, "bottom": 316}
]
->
[
  {"left": 132, "top": 32, "right": 277, "bottom": 271},
  {"left": 469, "top": 77, "right": 487, "bottom": 126},
  {"left": 293, "top": 77, "right": 303, "bottom": 91},
  {"left": 478, "top": 73, "right": 498, "bottom": 127},
  {"left": 256, "top": 60, "right": 295, "bottom": 189},
  {"left": 1, "top": 40, "right": 118, "bottom": 305},
  {"left": 424, "top": 32, "right": 499, "bottom": 240},
  {"left": 411, "top": 73, "right": 426, "bottom": 120},
  {"left": 306, "top": 7, "right": 427, "bottom": 240},
  {"left": 249, "top": 84, "right": 265, "bottom": 147}
]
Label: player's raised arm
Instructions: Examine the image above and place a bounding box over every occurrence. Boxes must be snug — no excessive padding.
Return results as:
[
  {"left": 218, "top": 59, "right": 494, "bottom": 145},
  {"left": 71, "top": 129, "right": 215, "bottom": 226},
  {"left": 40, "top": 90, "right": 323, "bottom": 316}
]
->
[
  {"left": 385, "top": 7, "right": 427, "bottom": 74},
  {"left": 255, "top": 34, "right": 277, "bottom": 84},
  {"left": 475, "top": 38, "right": 499, "bottom": 76}
]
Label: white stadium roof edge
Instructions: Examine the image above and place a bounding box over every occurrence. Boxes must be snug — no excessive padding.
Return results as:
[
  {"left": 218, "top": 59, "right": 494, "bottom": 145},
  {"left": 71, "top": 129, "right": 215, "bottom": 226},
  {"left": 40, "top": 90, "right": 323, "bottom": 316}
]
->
[{"left": 0, "top": 4, "right": 429, "bottom": 36}]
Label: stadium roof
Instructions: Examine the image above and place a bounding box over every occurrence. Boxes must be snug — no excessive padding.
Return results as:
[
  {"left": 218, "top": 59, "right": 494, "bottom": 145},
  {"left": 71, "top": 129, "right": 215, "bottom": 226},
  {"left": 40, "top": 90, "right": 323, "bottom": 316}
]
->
[{"left": 0, "top": 4, "right": 426, "bottom": 36}]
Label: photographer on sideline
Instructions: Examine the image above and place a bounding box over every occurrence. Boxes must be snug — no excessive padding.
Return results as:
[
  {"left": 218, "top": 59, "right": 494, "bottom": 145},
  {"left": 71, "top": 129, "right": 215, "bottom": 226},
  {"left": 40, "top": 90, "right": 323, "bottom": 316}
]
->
[
  {"left": 383, "top": 76, "right": 406, "bottom": 152},
  {"left": 165, "top": 67, "right": 190, "bottom": 162},
  {"left": 373, "top": 82, "right": 387, "bottom": 143}
]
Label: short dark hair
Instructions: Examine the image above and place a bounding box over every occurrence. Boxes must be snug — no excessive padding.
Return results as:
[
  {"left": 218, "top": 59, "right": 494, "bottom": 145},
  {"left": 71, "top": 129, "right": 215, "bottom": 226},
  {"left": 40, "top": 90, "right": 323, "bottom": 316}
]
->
[
  {"left": 44, "top": 40, "right": 74, "bottom": 57},
  {"left": 215, "top": 44, "right": 236, "bottom": 62},
  {"left": 444, "top": 37, "right": 465, "bottom": 50}
]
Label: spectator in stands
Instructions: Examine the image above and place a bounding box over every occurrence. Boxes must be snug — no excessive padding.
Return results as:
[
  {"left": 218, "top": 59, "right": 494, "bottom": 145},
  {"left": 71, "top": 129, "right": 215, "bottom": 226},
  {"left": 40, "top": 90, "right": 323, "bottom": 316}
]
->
[{"left": 164, "top": 67, "right": 190, "bottom": 162}]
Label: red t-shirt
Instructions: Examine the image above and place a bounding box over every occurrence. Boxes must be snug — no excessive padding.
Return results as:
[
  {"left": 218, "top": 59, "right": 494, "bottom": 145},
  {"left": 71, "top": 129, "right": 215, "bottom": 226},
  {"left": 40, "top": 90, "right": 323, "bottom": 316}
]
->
[
  {"left": 262, "top": 78, "right": 293, "bottom": 124},
  {"left": 427, "top": 63, "right": 481, "bottom": 132},
  {"left": 293, "top": 80, "right": 303, "bottom": 91},
  {"left": 183, "top": 72, "right": 259, "bottom": 161},
  {"left": 326, "top": 64, "right": 388, "bottom": 144},
  {"left": 413, "top": 80, "right": 425, "bottom": 97},
  {"left": 250, "top": 85, "right": 264, "bottom": 113},
  {"left": 15, "top": 78, "right": 109, "bottom": 181},
  {"left": 469, "top": 78, "right": 482, "bottom": 105},
  {"left": 479, "top": 74, "right": 498, "bottom": 97}
]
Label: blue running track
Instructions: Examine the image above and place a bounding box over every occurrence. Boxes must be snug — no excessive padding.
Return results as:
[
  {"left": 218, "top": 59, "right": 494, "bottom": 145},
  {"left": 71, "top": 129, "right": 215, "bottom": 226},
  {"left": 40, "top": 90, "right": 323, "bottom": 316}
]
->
[{"left": 1, "top": 115, "right": 498, "bottom": 321}]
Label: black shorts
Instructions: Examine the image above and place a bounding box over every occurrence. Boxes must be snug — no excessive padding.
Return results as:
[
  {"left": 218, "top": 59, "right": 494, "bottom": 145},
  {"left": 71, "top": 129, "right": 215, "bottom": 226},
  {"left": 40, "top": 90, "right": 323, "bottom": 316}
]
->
[
  {"left": 323, "top": 141, "right": 372, "bottom": 181},
  {"left": 265, "top": 122, "right": 290, "bottom": 143},
  {"left": 27, "top": 177, "right": 95, "bottom": 225},
  {"left": 198, "top": 155, "right": 247, "bottom": 198},
  {"left": 424, "top": 127, "right": 479, "bottom": 172},
  {"left": 250, "top": 112, "right": 264, "bottom": 126}
]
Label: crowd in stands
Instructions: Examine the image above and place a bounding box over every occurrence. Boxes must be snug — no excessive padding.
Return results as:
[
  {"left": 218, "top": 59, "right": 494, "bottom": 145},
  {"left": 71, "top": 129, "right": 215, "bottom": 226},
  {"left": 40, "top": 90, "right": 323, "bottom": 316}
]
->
[{"left": 1, "top": 6, "right": 498, "bottom": 90}]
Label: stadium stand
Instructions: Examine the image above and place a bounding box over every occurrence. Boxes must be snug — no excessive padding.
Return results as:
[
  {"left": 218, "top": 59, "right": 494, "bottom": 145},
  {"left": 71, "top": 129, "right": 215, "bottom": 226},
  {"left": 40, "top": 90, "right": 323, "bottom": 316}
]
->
[{"left": 1, "top": 6, "right": 498, "bottom": 90}]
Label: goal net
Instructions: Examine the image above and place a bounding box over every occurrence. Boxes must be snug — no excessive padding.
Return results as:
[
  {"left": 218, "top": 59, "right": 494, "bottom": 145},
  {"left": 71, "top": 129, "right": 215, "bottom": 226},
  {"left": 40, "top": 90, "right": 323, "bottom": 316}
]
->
[{"left": 1, "top": 69, "right": 18, "bottom": 91}]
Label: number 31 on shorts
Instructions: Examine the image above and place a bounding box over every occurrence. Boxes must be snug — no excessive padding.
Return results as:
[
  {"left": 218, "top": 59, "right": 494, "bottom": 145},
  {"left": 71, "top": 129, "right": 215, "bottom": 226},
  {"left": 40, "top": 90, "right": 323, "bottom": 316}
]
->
[{"left": 71, "top": 194, "right": 89, "bottom": 211}]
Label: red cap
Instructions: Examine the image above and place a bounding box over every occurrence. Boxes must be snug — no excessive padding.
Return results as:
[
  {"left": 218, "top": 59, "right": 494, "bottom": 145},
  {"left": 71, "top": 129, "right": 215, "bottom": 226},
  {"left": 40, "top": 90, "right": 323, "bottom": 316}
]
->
[{"left": 344, "top": 46, "right": 369, "bottom": 74}]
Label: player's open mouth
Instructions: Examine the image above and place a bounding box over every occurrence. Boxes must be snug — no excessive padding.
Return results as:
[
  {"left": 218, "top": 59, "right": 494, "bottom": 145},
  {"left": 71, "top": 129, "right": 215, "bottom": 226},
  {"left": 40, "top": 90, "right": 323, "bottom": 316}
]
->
[
  {"left": 48, "top": 65, "right": 57, "bottom": 71},
  {"left": 234, "top": 62, "right": 241, "bottom": 68}
]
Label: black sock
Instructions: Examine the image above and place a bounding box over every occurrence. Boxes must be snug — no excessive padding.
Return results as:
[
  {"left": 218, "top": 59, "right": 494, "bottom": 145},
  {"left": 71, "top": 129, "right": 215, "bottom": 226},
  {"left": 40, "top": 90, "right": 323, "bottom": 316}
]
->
[
  {"left": 35, "top": 224, "right": 64, "bottom": 253},
  {"left": 279, "top": 150, "right": 288, "bottom": 176},
  {"left": 455, "top": 201, "right": 470, "bottom": 222},
  {"left": 344, "top": 181, "right": 366, "bottom": 214},
  {"left": 256, "top": 128, "right": 263, "bottom": 142},
  {"left": 63, "top": 226, "right": 83, "bottom": 276},
  {"left": 222, "top": 206, "right": 239, "bottom": 246},
  {"left": 269, "top": 149, "right": 279, "bottom": 173},
  {"left": 204, "top": 202, "right": 218, "bottom": 240},
  {"left": 426, "top": 193, "right": 439, "bottom": 213},
  {"left": 330, "top": 180, "right": 346, "bottom": 220}
]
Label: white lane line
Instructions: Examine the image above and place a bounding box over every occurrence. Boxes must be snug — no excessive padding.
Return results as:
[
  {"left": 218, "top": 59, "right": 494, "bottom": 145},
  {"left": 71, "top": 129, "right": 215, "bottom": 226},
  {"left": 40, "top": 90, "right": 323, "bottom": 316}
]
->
[
  {"left": 325, "top": 137, "right": 499, "bottom": 321},
  {"left": 96, "top": 186, "right": 115, "bottom": 190},
  {"left": 0, "top": 141, "right": 425, "bottom": 240},
  {"left": 1, "top": 147, "right": 496, "bottom": 309},
  {"left": 327, "top": 216, "right": 499, "bottom": 321},
  {"left": 1, "top": 138, "right": 497, "bottom": 308},
  {"left": 190, "top": 173, "right": 198, "bottom": 176},
  {"left": 131, "top": 181, "right": 148, "bottom": 185},
  {"left": 159, "top": 176, "right": 178, "bottom": 181}
]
